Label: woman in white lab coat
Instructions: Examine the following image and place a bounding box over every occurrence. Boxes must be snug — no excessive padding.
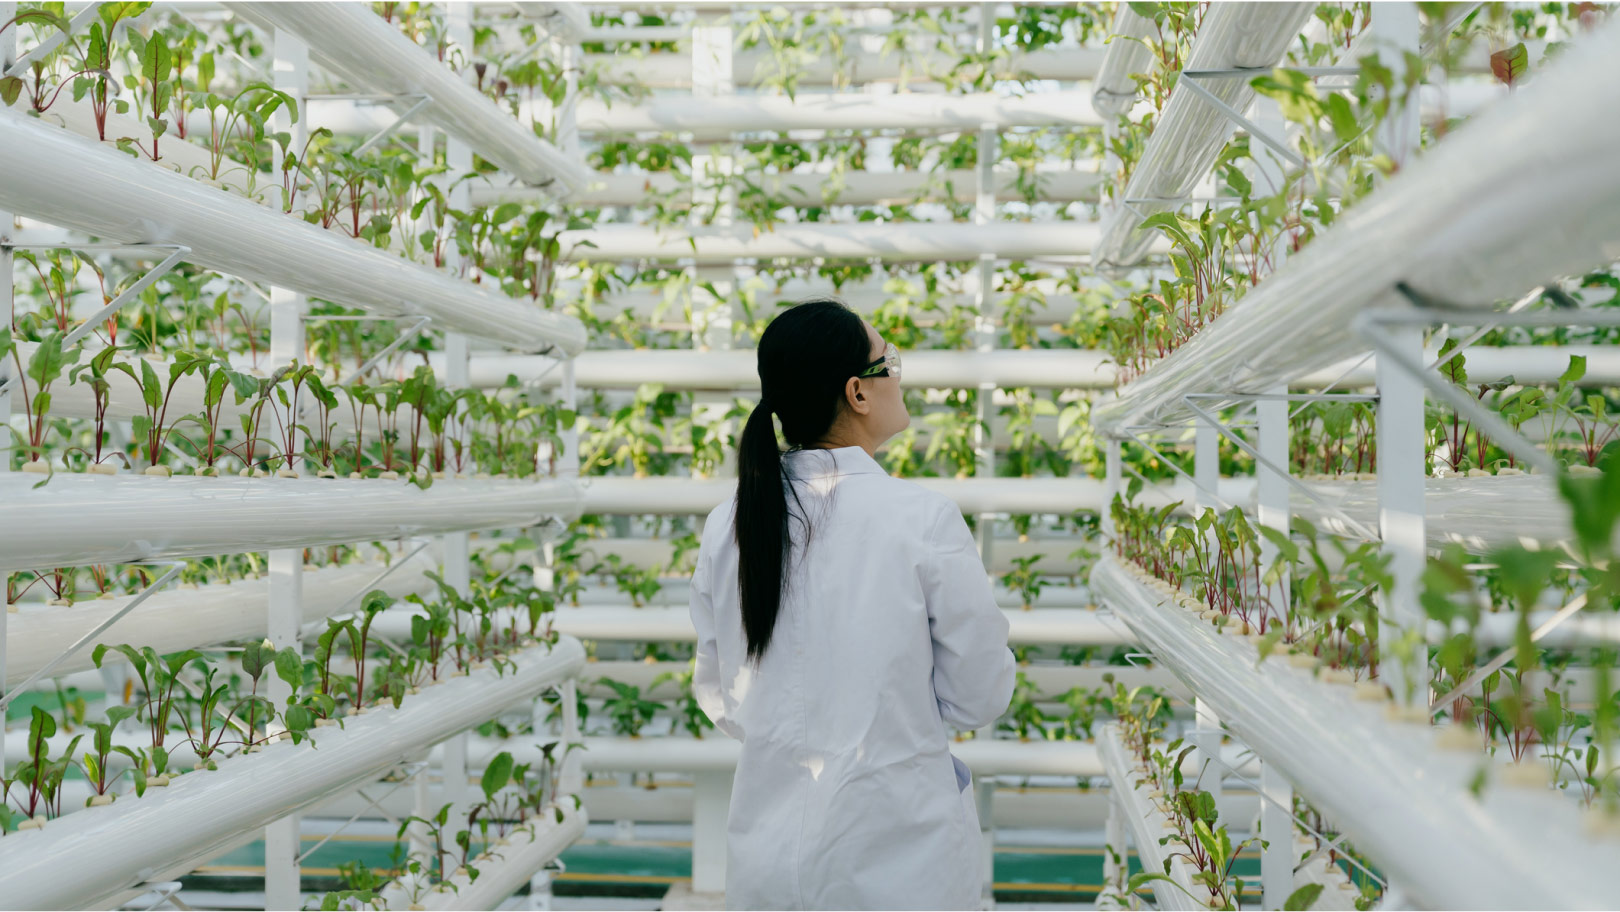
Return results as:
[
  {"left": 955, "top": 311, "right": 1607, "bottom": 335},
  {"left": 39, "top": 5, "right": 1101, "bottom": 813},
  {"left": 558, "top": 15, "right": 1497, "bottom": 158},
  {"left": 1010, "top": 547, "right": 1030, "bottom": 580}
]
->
[{"left": 689, "top": 298, "right": 1017, "bottom": 910}]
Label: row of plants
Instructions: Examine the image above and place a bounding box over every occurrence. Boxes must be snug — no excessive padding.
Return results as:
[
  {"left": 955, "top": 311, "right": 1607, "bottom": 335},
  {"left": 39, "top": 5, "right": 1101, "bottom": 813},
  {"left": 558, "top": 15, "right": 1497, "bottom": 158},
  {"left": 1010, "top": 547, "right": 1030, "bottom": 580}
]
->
[
  {"left": 1105, "top": 448, "right": 1620, "bottom": 813},
  {"left": 1097, "top": 3, "right": 1610, "bottom": 386},
  {"left": 0, "top": 560, "right": 562, "bottom": 832},
  {"left": 1, "top": 330, "right": 571, "bottom": 479}
]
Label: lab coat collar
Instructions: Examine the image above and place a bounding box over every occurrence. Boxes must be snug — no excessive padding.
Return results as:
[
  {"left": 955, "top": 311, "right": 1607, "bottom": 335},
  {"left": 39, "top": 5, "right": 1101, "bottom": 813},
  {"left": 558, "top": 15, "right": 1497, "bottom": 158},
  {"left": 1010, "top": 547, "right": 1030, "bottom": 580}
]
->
[{"left": 782, "top": 445, "right": 888, "bottom": 479}]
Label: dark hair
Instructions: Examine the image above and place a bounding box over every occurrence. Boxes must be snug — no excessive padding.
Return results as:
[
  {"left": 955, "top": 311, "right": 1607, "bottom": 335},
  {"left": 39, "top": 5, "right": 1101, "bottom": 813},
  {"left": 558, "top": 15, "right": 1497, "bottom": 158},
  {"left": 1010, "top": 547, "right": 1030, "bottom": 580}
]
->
[{"left": 734, "top": 297, "right": 872, "bottom": 664}]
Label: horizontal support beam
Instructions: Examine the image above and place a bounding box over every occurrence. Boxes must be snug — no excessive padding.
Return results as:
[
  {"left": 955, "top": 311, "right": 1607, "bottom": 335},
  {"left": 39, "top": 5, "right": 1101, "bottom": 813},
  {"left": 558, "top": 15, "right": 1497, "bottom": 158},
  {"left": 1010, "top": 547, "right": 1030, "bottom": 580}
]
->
[
  {"left": 5, "top": 554, "right": 435, "bottom": 687},
  {"left": 469, "top": 166, "right": 1103, "bottom": 207},
  {"left": 557, "top": 222, "right": 1125, "bottom": 264},
  {"left": 304, "top": 88, "right": 1108, "bottom": 138},
  {"left": 0, "top": 475, "right": 582, "bottom": 573}
]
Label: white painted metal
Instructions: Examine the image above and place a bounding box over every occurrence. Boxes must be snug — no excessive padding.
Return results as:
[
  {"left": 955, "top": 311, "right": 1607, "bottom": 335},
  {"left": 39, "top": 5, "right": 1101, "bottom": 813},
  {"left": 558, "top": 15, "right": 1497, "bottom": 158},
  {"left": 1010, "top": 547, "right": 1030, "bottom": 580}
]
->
[
  {"left": 439, "top": 348, "right": 1117, "bottom": 391},
  {"left": 1097, "top": 722, "right": 1201, "bottom": 911},
  {"left": 236, "top": 2, "right": 588, "bottom": 196},
  {"left": 0, "top": 112, "right": 587, "bottom": 354},
  {"left": 374, "top": 805, "right": 588, "bottom": 911},
  {"left": 557, "top": 222, "right": 1127, "bottom": 263},
  {"left": 306, "top": 89, "right": 1109, "bottom": 138},
  {"left": 530, "top": 605, "right": 1129, "bottom": 646},
  {"left": 469, "top": 167, "right": 1103, "bottom": 207},
  {"left": 0, "top": 475, "right": 583, "bottom": 572},
  {"left": 577, "top": 474, "right": 1253, "bottom": 516},
  {"left": 0, "top": 639, "right": 587, "bottom": 911},
  {"left": 1093, "top": 16, "right": 1620, "bottom": 431},
  {"left": 1091, "top": 554, "right": 1620, "bottom": 910},
  {"left": 4, "top": 557, "right": 435, "bottom": 687},
  {"left": 568, "top": 46, "right": 1105, "bottom": 88},
  {"left": 1093, "top": 3, "right": 1315, "bottom": 269},
  {"left": 1090, "top": 6, "right": 1156, "bottom": 117}
]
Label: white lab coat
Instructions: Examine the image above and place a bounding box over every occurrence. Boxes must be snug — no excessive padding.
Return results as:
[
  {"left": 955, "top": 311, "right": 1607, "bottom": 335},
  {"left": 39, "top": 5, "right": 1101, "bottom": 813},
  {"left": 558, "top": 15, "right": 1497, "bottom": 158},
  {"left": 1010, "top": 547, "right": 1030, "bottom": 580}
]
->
[{"left": 689, "top": 445, "right": 1016, "bottom": 910}]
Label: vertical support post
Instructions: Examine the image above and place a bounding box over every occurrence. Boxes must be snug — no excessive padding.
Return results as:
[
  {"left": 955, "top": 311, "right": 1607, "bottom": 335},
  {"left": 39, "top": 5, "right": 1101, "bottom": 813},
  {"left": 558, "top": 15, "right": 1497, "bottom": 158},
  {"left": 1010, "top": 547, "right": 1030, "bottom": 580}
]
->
[
  {"left": 1191, "top": 420, "right": 1223, "bottom": 806},
  {"left": 691, "top": 18, "right": 736, "bottom": 478},
  {"left": 691, "top": 770, "right": 733, "bottom": 895},
  {"left": 969, "top": 24, "right": 1000, "bottom": 899},
  {"left": 1256, "top": 388, "right": 1293, "bottom": 909},
  {"left": 264, "top": 27, "right": 308, "bottom": 911},
  {"left": 1102, "top": 793, "right": 1126, "bottom": 898},
  {"left": 439, "top": 0, "right": 475, "bottom": 828},
  {"left": 975, "top": 777, "right": 995, "bottom": 910},
  {"left": 1372, "top": 2, "right": 1422, "bottom": 174},
  {"left": 265, "top": 549, "right": 303, "bottom": 910},
  {"left": 1371, "top": 2, "right": 1427, "bottom": 713},
  {"left": 0, "top": 0, "right": 15, "bottom": 774},
  {"left": 1377, "top": 325, "right": 1426, "bottom": 707},
  {"left": 1101, "top": 438, "right": 1121, "bottom": 539}
]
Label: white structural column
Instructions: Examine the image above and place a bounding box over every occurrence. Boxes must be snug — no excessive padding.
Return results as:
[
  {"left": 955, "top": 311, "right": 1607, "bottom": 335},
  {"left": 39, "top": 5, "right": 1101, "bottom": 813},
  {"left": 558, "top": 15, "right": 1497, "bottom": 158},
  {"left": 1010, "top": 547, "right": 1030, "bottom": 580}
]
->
[
  {"left": 1191, "top": 422, "right": 1223, "bottom": 816},
  {"left": 264, "top": 26, "right": 309, "bottom": 912},
  {"left": 438, "top": 0, "right": 475, "bottom": 833},
  {"left": 969, "top": 12, "right": 999, "bottom": 907},
  {"left": 1372, "top": 3, "right": 1428, "bottom": 712},
  {"left": 0, "top": 0, "right": 15, "bottom": 776},
  {"left": 1256, "top": 390, "right": 1294, "bottom": 912},
  {"left": 687, "top": 20, "right": 735, "bottom": 899}
]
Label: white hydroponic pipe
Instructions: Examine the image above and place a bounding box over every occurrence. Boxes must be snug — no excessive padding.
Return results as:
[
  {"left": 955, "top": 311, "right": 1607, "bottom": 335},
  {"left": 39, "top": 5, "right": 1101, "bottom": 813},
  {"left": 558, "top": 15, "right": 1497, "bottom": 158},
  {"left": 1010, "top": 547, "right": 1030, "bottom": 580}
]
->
[
  {"left": 556, "top": 534, "right": 1092, "bottom": 576},
  {"left": 1294, "top": 474, "right": 1577, "bottom": 552},
  {"left": 469, "top": 166, "right": 1104, "bottom": 207},
  {"left": 466, "top": 735, "right": 1262, "bottom": 780},
  {"left": 567, "top": 47, "right": 1106, "bottom": 88},
  {"left": 0, "top": 475, "right": 583, "bottom": 573},
  {"left": 556, "top": 222, "right": 1125, "bottom": 264},
  {"left": 531, "top": 606, "right": 1129, "bottom": 646},
  {"left": 1092, "top": 2, "right": 1316, "bottom": 270},
  {"left": 1098, "top": 722, "right": 1203, "bottom": 911},
  {"left": 1090, "top": 5, "right": 1157, "bottom": 117},
  {"left": 0, "top": 111, "right": 586, "bottom": 355},
  {"left": 4, "top": 554, "right": 435, "bottom": 688},
  {"left": 373, "top": 805, "right": 587, "bottom": 911},
  {"left": 577, "top": 475, "right": 1253, "bottom": 516},
  {"left": 442, "top": 348, "right": 1117, "bottom": 390},
  {"left": 234, "top": 2, "right": 589, "bottom": 196},
  {"left": 0, "top": 638, "right": 586, "bottom": 911},
  {"left": 1094, "top": 18, "right": 1620, "bottom": 431},
  {"left": 303, "top": 89, "right": 1109, "bottom": 139},
  {"left": 1091, "top": 555, "right": 1620, "bottom": 909}
]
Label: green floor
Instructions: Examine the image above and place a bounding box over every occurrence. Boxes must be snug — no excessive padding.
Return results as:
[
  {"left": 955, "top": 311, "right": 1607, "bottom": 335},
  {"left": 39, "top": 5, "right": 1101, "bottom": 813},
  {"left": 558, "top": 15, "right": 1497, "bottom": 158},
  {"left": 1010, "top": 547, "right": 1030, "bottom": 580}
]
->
[{"left": 191, "top": 833, "right": 1275, "bottom": 902}]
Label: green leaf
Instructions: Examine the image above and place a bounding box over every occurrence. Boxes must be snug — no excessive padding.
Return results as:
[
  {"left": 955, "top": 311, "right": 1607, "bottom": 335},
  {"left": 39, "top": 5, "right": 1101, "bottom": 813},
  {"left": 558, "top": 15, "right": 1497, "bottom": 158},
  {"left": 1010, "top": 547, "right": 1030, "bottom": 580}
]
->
[
  {"left": 1490, "top": 43, "right": 1529, "bottom": 86},
  {"left": 481, "top": 750, "right": 514, "bottom": 802},
  {"left": 274, "top": 646, "right": 305, "bottom": 695},
  {"left": 1285, "top": 883, "right": 1324, "bottom": 911}
]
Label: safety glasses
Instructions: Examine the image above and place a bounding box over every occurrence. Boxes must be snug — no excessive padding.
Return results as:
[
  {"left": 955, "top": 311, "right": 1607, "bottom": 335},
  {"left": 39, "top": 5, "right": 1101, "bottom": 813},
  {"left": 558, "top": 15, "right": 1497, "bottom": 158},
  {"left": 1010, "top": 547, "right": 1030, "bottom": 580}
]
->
[{"left": 856, "top": 342, "right": 901, "bottom": 380}]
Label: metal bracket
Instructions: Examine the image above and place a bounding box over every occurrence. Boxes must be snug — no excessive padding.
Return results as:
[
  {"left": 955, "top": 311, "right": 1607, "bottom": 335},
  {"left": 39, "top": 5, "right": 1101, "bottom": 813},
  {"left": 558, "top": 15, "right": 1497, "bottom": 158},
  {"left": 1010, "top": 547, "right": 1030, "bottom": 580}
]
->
[
  {"left": 0, "top": 243, "right": 191, "bottom": 395},
  {"left": 1176, "top": 71, "right": 1305, "bottom": 171},
  {"left": 1428, "top": 592, "right": 1587, "bottom": 715},
  {"left": 0, "top": 560, "right": 185, "bottom": 712},
  {"left": 308, "top": 93, "right": 432, "bottom": 158},
  {"left": 3, "top": 4, "right": 100, "bottom": 79},
  {"left": 302, "top": 314, "right": 433, "bottom": 385},
  {"left": 295, "top": 760, "right": 428, "bottom": 864}
]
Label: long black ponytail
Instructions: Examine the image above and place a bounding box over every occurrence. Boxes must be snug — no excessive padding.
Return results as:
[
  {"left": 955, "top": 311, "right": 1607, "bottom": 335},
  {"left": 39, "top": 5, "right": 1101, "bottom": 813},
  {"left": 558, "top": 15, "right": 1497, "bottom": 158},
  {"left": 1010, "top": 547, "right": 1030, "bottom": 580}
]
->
[{"left": 734, "top": 297, "right": 872, "bottom": 664}]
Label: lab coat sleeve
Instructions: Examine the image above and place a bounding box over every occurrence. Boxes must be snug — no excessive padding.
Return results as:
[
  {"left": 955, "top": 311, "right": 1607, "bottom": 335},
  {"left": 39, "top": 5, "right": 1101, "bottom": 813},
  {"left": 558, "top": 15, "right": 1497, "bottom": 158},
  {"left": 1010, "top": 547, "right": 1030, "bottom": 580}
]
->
[
  {"left": 920, "top": 501, "right": 1016, "bottom": 731},
  {"left": 689, "top": 545, "right": 744, "bottom": 741}
]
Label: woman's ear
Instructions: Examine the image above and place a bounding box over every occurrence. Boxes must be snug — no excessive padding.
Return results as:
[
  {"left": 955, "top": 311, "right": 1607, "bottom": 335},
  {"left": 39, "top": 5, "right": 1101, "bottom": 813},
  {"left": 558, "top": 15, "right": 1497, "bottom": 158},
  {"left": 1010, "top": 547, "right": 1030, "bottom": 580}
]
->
[{"left": 845, "top": 376, "right": 871, "bottom": 414}]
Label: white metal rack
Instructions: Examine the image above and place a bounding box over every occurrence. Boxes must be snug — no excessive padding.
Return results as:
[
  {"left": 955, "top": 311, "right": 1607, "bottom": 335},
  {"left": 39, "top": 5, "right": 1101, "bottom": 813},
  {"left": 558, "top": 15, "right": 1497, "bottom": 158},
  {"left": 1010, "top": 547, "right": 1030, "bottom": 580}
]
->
[{"left": 1092, "top": 555, "right": 1619, "bottom": 909}]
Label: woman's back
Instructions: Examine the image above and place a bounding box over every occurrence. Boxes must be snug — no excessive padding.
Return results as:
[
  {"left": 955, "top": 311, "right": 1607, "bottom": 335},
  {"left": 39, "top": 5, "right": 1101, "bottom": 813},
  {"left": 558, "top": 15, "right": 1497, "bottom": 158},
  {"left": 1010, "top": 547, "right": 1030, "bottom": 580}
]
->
[{"left": 690, "top": 445, "right": 1015, "bottom": 910}]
